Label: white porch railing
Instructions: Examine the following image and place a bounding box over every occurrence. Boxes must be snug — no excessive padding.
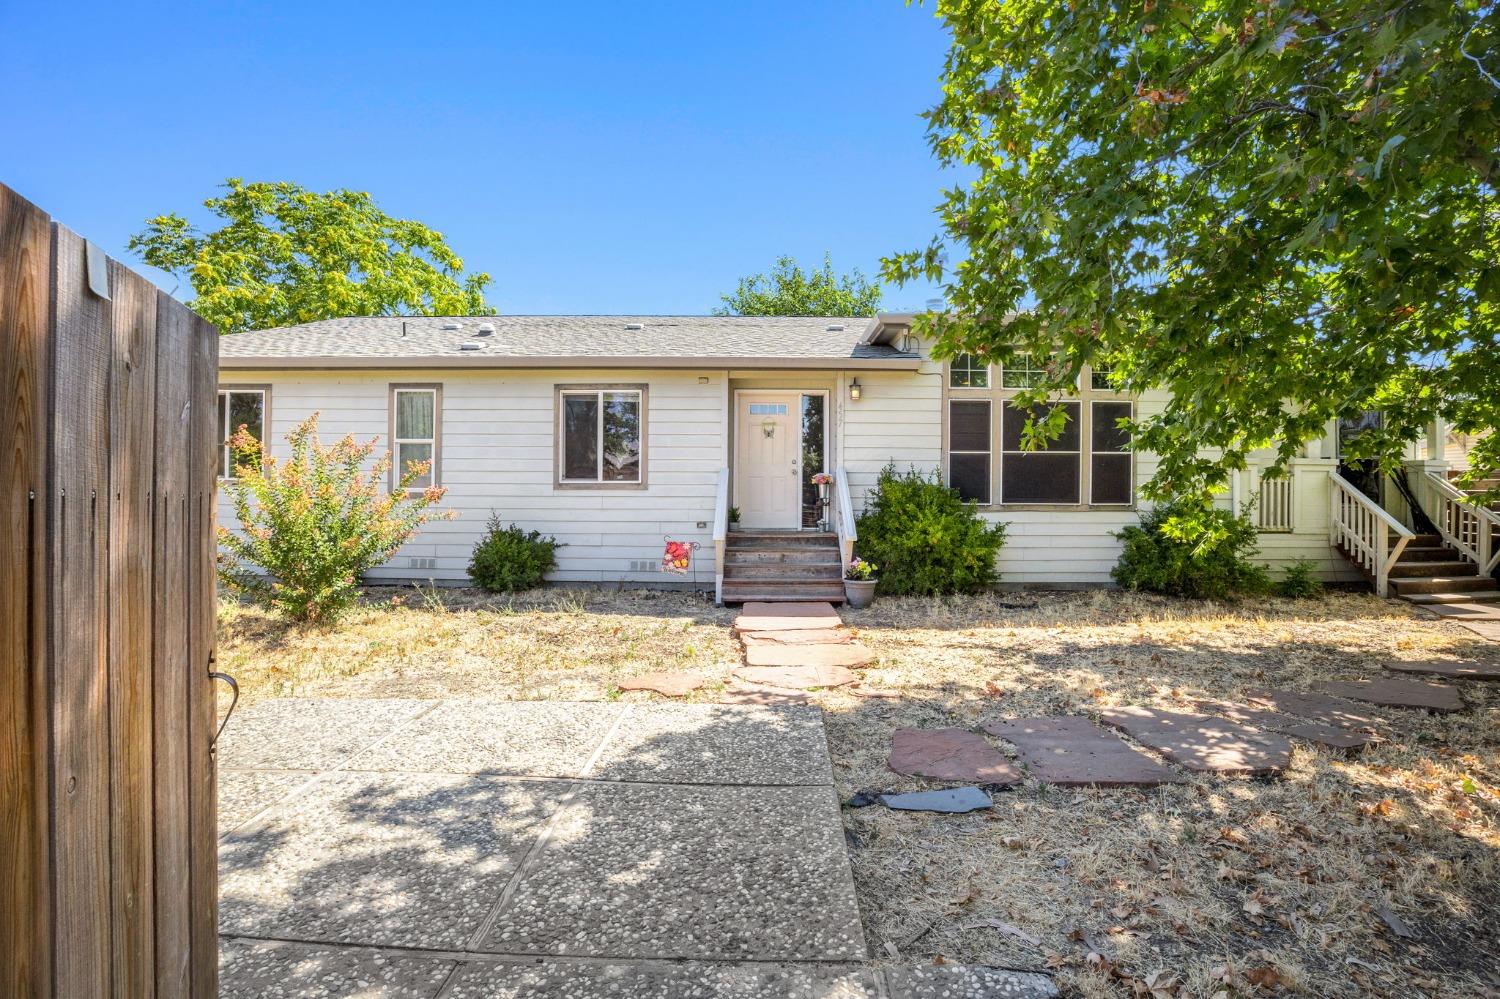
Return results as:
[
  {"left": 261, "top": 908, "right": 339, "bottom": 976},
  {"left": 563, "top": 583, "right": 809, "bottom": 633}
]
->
[
  {"left": 711, "top": 466, "right": 729, "bottom": 605},
  {"left": 1329, "top": 470, "right": 1414, "bottom": 597},
  {"left": 1410, "top": 467, "right": 1500, "bottom": 575},
  {"left": 832, "top": 466, "right": 857, "bottom": 566},
  {"left": 1256, "top": 473, "right": 1295, "bottom": 532}
]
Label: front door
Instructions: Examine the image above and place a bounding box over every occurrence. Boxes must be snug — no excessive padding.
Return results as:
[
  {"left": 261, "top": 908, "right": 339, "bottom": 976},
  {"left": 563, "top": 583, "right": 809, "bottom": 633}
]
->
[{"left": 735, "top": 392, "right": 800, "bottom": 529}]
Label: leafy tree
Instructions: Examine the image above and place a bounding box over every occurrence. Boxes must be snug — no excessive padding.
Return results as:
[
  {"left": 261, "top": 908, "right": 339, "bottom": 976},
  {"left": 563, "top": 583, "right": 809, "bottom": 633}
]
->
[
  {"left": 218, "top": 413, "right": 455, "bottom": 623},
  {"left": 715, "top": 253, "right": 883, "bottom": 316},
  {"left": 130, "top": 178, "right": 495, "bottom": 334},
  {"left": 886, "top": 1, "right": 1499, "bottom": 502}
]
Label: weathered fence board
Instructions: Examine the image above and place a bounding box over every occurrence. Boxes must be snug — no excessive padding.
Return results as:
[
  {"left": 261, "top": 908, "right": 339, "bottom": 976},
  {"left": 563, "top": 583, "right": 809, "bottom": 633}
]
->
[
  {"left": 1, "top": 180, "right": 53, "bottom": 999},
  {"left": 1, "top": 182, "right": 219, "bottom": 998}
]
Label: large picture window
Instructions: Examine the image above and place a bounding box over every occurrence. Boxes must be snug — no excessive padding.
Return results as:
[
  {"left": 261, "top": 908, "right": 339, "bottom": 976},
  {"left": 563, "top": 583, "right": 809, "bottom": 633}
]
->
[
  {"left": 947, "top": 399, "right": 992, "bottom": 504},
  {"left": 217, "top": 387, "right": 267, "bottom": 479},
  {"left": 558, "top": 387, "right": 645, "bottom": 486},
  {"left": 390, "top": 385, "right": 440, "bottom": 491},
  {"left": 944, "top": 357, "right": 1133, "bottom": 508}
]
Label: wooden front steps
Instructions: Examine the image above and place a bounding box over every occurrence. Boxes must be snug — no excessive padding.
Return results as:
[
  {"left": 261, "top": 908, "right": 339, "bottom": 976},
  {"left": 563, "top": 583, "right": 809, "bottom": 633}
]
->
[
  {"left": 1379, "top": 533, "right": 1500, "bottom": 605},
  {"left": 722, "top": 530, "right": 845, "bottom": 604}
]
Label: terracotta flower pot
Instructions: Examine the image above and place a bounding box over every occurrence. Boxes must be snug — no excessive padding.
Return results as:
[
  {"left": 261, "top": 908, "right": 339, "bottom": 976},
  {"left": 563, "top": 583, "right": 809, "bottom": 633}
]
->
[{"left": 843, "top": 578, "right": 877, "bottom": 608}]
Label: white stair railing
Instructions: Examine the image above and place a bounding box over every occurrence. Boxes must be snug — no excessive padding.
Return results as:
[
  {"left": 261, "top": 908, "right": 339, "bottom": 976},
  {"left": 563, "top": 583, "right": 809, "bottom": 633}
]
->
[
  {"left": 1412, "top": 468, "right": 1500, "bottom": 575},
  {"left": 832, "top": 467, "right": 857, "bottom": 567},
  {"left": 1329, "top": 470, "right": 1414, "bottom": 597},
  {"left": 711, "top": 466, "right": 730, "bottom": 605}
]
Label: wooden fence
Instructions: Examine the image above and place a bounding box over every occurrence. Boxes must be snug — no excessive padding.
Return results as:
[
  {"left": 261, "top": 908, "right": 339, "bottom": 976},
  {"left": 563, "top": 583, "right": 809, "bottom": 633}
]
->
[{"left": 2, "top": 182, "right": 220, "bottom": 997}]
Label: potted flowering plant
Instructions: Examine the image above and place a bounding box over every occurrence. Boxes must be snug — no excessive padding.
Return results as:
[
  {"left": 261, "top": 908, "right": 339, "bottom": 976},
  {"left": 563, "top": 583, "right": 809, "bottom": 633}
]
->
[
  {"left": 811, "top": 472, "right": 833, "bottom": 530},
  {"left": 843, "top": 555, "right": 878, "bottom": 608}
]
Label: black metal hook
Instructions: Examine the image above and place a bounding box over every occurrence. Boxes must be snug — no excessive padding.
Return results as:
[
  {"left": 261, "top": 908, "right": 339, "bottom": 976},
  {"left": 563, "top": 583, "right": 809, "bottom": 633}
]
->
[{"left": 209, "top": 670, "right": 239, "bottom": 752}]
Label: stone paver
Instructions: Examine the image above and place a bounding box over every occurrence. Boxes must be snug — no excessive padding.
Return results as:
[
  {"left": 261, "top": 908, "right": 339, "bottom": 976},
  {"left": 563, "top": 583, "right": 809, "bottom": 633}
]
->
[
  {"left": 1193, "top": 700, "right": 1377, "bottom": 753},
  {"left": 445, "top": 960, "right": 878, "bottom": 998},
  {"left": 880, "top": 787, "right": 993, "bottom": 813},
  {"left": 218, "top": 770, "right": 314, "bottom": 833},
  {"left": 984, "top": 717, "right": 1181, "bottom": 787},
  {"left": 887, "top": 728, "right": 1020, "bottom": 784},
  {"left": 1244, "top": 687, "right": 1386, "bottom": 730},
  {"left": 1312, "top": 678, "right": 1464, "bottom": 713},
  {"left": 733, "top": 601, "right": 843, "bottom": 632},
  {"left": 1099, "top": 706, "right": 1293, "bottom": 776},
  {"left": 887, "top": 965, "right": 1060, "bottom": 999},
  {"left": 217, "top": 698, "right": 429, "bottom": 771},
  {"left": 219, "top": 771, "right": 567, "bottom": 949},
  {"left": 618, "top": 671, "right": 705, "bottom": 696},
  {"left": 347, "top": 700, "right": 617, "bottom": 777},
  {"left": 589, "top": 704, "right": 833, "bottom": 785},
  {"left": 1384, "top": 659, "right": 1500, "bottom": 681},
  {"left": 744, "top": 642, "right": 876, "bottom": 668},
  {"left": 734, "top": 663, "right": 859, "bottom": 689},
  {"left": 741, "top": 628, "right": 854, "bottom": 646},
  {"left": 219, "top": 939, "right": 454, "bottom": 998},
  {"left": 483, "top": 783, "right": 866, "bottom": 960}
]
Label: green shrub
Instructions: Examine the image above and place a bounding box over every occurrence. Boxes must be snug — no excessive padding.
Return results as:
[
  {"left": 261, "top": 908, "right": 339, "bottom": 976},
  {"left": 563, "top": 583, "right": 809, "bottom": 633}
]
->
[
  {"left": 1111, "top": 501, "right": 1270, "bottom": 600},
  {"left": 853, "top": 464, "right": 1007, "bottom": 596},
  {"left": 218, "top": 413, "right": 454, "bottom": 624},
  {"left": 469, "top": 515, "right": 560, "bottom": 592},
  {"left": 1275, "top": 559, "right": 1325, "bottom": 599}
]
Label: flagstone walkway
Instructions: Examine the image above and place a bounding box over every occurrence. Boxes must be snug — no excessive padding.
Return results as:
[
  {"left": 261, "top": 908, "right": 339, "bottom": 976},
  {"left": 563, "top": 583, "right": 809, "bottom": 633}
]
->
[{"left": 216, "top": 695, "right": 1057, "bottom": 998}]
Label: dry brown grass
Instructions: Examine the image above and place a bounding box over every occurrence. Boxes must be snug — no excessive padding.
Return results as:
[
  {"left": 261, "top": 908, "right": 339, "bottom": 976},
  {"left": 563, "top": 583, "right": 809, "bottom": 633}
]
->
[{"left": 218, "top": 585, "right": 1500, "bottom": 998}]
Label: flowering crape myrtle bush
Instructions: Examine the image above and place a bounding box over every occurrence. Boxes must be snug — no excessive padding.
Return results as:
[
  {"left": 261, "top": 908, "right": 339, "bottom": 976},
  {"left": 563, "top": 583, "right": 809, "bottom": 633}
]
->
[{"left": 218, "top": 413, "right": 455, "bottom": 623}]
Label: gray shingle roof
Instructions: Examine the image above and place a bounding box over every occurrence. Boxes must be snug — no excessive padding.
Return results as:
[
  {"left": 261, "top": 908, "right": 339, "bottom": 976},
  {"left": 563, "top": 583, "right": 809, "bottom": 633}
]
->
[{"left": 218, "top": 315, "right": 917, "bottom": 368}]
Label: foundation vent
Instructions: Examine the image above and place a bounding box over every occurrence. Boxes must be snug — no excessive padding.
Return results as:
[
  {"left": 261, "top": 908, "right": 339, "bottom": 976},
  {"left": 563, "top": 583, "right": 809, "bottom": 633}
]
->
[
  {"left": 628, "top": 560, "right": 657, "bottom": 573},
  {"left": 408, "top": 557, "right": 437, "bottom": 570}
]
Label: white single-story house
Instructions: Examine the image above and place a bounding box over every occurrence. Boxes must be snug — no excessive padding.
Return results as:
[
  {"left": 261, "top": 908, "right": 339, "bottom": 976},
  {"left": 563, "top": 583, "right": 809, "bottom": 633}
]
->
[{"left": 217, "top": 314, "right": 1498, "bottom": 605}]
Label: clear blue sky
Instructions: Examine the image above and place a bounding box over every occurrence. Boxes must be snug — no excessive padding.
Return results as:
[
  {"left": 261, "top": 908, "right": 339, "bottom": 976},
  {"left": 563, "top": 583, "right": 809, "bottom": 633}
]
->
[{"left": 0, "top": 1, "right": 956, "bottom": 315}]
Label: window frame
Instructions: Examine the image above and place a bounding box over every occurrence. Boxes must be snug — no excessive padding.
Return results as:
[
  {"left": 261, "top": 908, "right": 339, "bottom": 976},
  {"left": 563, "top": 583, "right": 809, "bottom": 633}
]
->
[
  {"left": 948, "top": 352, "right": 991, "bottom": 389},
  {"left": 388, "top": 383, "right": 442, "bottom": 493},
  {"left": 554, "top": 384, "right": 649, "bottom": 490},
  {"left": 1089, "top": 399, "right": 1135, "bottom": 506},
  {"left": 217, "top": 385, "right": 270, "bottom": 480},
  {"left": 942, "top": 357, "right": 1134, "bottom": 511},
  {"left": 946, "top": 398, "right": 993, "bottom": 505}
]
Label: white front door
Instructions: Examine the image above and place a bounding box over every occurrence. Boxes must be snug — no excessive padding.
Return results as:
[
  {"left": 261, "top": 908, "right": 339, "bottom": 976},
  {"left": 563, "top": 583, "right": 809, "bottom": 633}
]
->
[{"left": 735, "top": 391, "right": 800, "bottom": 529}]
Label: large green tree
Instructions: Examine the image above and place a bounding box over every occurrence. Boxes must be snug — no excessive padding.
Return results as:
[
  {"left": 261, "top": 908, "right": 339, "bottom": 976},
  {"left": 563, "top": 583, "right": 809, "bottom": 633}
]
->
[
  {"left": 887, "top": 1, "right": 1499, "bottom": 500},
  {"left": 130, "top": 178, "right": 495, "bottom": 334},
  {"left": 715, "top": 253, "right": 883, "bottom": 316}
]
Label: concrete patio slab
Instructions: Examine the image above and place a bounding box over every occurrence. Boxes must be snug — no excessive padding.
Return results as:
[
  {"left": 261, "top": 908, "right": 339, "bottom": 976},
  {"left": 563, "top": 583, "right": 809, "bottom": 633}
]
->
[
  {"left": 217, "top": 698, "right": 430, "bottom": 771},
  {"left": 887, "top": 965, "right": 1059, "bottom": 998},
  {"left": 219, "top": 772, "right": 567, "bottom": 949},
  {"left": 1099, "top": 706, "right": 1292, "bottom": 776},
  {"left": 589, "top": 703, "right": 833, "bottom": 786},
  {"left": 1244, "top": 687, "right": 1386, "bottom": 730},
  {"left": 713, "top": 680, "right": 816, "bottom": 706},
  {"left": 1193, "top": 700, "right": 1377, "bottom": 753},
  {"left": 744, "top": 642, "right": 876, "bottom": 668},
  {"left": 733, "top": 601, "right": 843, "bottom": 632},
  {"left": 887, "top": 728, "right": 1020, "bottom": 784},
  {"left": 483, "top": 782, "right": 865, "bottom": 961},
  {"left": 218, "top": 770, "right": 315, "bottom": 833},
  {"left": 347, "top": 700, "right": 618, "bottom": 777},
  {"left": 219, "top": 939, "right": 454, "bottom": 998},
  {"left": 1312, "top": 678, "right": 1465, "bottom": 713},
  {"left": 444, "top": 959, "right": 879, "bottom": 998},
  {"left": 984, "top": 717, "right": 1181, "bottom": 787},
  {"left": 1384, "top": 659, "right": 1500, "bottom": 681}
]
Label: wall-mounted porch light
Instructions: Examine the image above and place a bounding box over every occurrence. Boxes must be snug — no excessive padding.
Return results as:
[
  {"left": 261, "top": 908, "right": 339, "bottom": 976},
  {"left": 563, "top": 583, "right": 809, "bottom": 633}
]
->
[{"left": 848, "top": 378, "right": 862, "bottom": 401}]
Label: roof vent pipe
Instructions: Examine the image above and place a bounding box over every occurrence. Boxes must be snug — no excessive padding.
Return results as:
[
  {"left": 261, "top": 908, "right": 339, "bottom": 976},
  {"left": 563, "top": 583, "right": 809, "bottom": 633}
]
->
[
  {"left": 624, "top": 323, "right": 644, "bottom": 331},
  {"left": 441, "top": 321, "right": 461, "bottom": 331}
]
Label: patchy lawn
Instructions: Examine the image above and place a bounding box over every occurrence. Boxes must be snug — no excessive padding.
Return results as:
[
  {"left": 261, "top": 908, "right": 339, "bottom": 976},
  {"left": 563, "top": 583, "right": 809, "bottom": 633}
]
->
[{"left": 218, "top": 586, "right": 1500, "bottom": 998}]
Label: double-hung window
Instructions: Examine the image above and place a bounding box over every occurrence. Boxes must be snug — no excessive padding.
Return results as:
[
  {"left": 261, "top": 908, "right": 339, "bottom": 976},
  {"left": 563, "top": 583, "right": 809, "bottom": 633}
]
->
[
  {"left": 217, "top": 386, "right": 268, "bottom": 479},
  {"left": 947, "top": 400, "right": 992, "bottom": 504},
  {"left": 558, "top": 386, "right": 645, "bottom": 486},
  {"left": 390, "top": 385, "right": 440, "bottom": 490},
  {"left": 1002, "top": 400, "right": 1081, "bottom": 504}
]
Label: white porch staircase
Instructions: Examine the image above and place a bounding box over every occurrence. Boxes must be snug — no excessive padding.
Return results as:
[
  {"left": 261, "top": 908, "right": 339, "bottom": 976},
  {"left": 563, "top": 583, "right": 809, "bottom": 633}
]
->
[{"left": 720, "top": 531, "right": 846, "bottom": 605}]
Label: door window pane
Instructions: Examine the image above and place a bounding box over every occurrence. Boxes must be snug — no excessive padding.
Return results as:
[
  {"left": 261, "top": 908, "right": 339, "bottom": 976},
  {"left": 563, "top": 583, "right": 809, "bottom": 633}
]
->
[{"left": 800, "top": 394, "right": 826, "bottom": 527}]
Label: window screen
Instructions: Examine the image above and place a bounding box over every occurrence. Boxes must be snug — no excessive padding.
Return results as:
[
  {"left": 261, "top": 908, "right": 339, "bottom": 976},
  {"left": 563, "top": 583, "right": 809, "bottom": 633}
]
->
[
  {"left": 1090, "top": 401, "right": 1132, "bottom": 504},
  {"left": 947, "top": 399, "right": 991, "bottom": 504},
  {"left": 1001, "top": 401, "right": 1080, "bottom": 504}
]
